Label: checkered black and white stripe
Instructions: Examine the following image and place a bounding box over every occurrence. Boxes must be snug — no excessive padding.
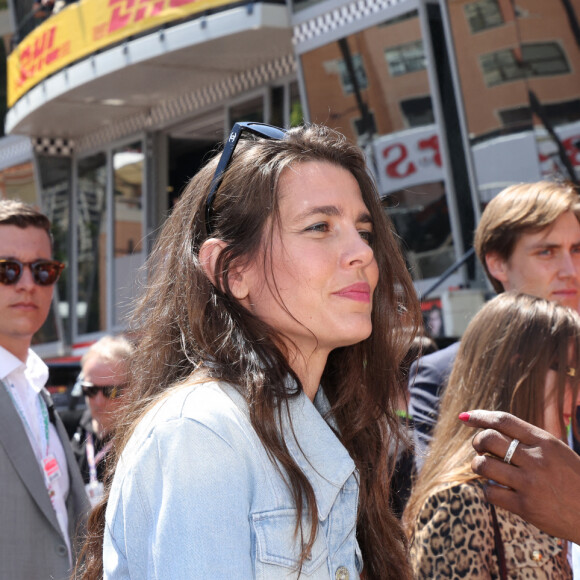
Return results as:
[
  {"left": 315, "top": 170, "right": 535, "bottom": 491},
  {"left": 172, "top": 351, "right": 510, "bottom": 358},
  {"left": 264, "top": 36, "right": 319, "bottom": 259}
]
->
[
  {"left": 293, "top": 0, "right": 410, "bottom": 45},
  {"left": 77, "top": 54, "right": 296, "bottom": 153},
  {"left": 33, "top": 137, "right": 74, "bottom": 157}
]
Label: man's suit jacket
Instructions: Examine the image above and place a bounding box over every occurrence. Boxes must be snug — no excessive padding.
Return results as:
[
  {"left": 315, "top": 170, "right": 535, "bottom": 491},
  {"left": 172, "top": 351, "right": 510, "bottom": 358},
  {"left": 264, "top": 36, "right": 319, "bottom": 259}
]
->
[
  {"left": 408, "top": 342, "right": 460, "bottom": 471},
  {"left": 0, "top": 385, "right": 90, "bottom": 580}
]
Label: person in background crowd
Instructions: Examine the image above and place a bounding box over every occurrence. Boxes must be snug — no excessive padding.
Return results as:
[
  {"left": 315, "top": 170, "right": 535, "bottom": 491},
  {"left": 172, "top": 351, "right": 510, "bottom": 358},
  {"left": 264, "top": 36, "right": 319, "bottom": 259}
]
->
[
  {"left": 76, "top": 123, "right": 422, "bottom": 579},
  {"left": 409, "top": 181, "right": 580, "bottom": 470},
  {"left": 389, "top": 334, "right": 438, "bottom": 519},
  {"left": 405, "top": 293, "right": 579, "bottom": 579},
  {"left": 0, "top": 199, "right": 89, "bottom": 580},
  {"left": 425, "top": 306, "right": 443, "bottom": 338},
  {"left": 465, "top": 410, "right": 580, "bottom": 547},
  {"left": 71, "top": 335, "right": 133, "bottom": 506}
]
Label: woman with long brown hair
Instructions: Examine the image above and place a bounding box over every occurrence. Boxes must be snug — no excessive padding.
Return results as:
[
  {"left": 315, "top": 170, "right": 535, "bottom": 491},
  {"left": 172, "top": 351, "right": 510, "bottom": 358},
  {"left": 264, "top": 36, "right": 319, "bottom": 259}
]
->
[
  {"left": 404, "top": 292, "right": 579, "bottom": 579},
  {"left": 77, "top": 123, "right": 421, "bottom": 579}
]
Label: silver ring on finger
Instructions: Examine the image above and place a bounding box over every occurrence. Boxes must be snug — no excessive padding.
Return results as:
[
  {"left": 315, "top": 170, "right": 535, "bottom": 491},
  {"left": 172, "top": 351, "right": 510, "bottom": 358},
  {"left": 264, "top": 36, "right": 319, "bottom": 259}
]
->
[{"left": 503, "top": 438, "right": 520, "bottom": 464}]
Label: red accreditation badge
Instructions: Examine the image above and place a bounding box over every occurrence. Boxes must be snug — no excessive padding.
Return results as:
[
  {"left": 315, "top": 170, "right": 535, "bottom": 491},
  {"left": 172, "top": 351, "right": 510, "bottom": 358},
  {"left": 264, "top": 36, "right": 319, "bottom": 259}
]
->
[{"left": 43, "top": 454, "right": 62, "bottom": 482}]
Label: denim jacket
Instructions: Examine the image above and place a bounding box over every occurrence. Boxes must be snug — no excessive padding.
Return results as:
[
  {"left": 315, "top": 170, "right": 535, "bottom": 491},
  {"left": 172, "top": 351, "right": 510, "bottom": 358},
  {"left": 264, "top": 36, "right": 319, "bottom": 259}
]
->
[{"left": 104, "top": 380, "right": 363, "bottom": 579}]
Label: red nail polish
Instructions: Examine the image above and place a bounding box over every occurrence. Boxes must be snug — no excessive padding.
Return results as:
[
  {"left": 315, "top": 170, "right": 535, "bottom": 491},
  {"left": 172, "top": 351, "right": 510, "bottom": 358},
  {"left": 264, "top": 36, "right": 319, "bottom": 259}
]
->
[{"left": 458, "top": 412, "right": 470, "bottom": 422}]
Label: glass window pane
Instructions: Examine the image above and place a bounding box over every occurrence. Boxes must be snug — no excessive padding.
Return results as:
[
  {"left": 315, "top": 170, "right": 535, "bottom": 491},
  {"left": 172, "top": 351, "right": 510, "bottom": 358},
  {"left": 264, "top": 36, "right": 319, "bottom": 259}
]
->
[
  {"left": 230, "top": 97, "right": 264, "bottom": 125},
  {"left": 523, "top": 43, "right": 559, "bottom": 60},
  {"left": 0, "top": 162, "right": 37, "bottom": 204},
  {"left": 532, "top": 60, "right": 569, "bottom": 75},
  {"left": 400, "top": 96, "right": 434, "bottom": 128},
  {"left": 384, "top": 182, "right": 455, "bottom": 280},
  {"left": 465, "top": 0, "right": 503, "bottom": 33},
  {"left": 77, "top": 153, "right": 107, "bottom": 336},
  {"left": 113, "top": 142, "right": 145, "bottom": 328},
  {"left": 37, "top": 156, "right": 71, "bottom": 344},
  {"left": 385, "top": 41, "right": 426, "bottom": 77},
  {"left": 289, "top": 81, "right": 303, "bottom": 127},
  {"left": 337, "top": 54, "right": 368, "bottom": 94},
  {"left": 270, "top": 85, "right": 285, "bottom": 129}
]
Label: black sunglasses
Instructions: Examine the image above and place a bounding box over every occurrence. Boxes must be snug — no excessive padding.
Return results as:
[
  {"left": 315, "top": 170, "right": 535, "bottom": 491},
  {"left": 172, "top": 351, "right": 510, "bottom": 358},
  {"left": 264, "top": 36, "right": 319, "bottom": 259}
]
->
[
  {"left": 81, "top": 382, "right": 124, "bottom": 399},
  {"left": 0, "top": 259, "right": 65, "bottom": 286},
  {"left": 204, "top": 121, "right": 287, "bottom": 236}
]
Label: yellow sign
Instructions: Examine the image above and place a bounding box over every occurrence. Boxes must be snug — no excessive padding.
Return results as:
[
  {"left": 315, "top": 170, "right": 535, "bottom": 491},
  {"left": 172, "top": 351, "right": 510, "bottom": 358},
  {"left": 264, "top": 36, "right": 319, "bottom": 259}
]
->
[
  {"left": 8, "top": 0, "right": 237, "bottom": 107},
  {"left": 8, "top": 5, "right": 84, "bottom": 106}
]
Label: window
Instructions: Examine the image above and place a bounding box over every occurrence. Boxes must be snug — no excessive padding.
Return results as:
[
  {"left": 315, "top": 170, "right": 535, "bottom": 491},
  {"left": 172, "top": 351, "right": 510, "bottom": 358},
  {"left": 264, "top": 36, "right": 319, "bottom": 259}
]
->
[
  {"left": 352, "top": 111, "right": 376, "bottom": 138},
  {"left": 464, "top": 0, "right": 503, "bottom": 33},
  {"left": 378, "top": 10, "right": 418, "bottom": 28},
  {"left": 270, "top": 81, "right": 303, "bottom": 128},
  {"left": 498, "top": 106, "right": 532, "bottom": 129},
  {"left": 481, "top": 42, "right": 570, "bottom": 87},
  {"left": 383, "top": 182, "right": 455, "bottom": 282},
  {"left": 323, "top": 55, "right": 368, "bottom": 95},
  {"left": 112, "top": 142, "right": 145, "bottom": 328},
  {"left": 37, "top": 156, "right": 71, "bottom": 344},
  {"left": 229, "top": 96, "right": 264, "bottom": 125},
  {"left": 385, "top": 41, "right": 426, "bottom": 77},
  {"left": 401, "top": 96, "right": 434, "bottom": 127},
  {"left": 523, "top": 43, "right": 570, "bottom": 76},
  {"left": 500, "top": 98, "right": 580, "bottom": 128},
  {"left": 77, "top": 153, "right": 107, "bottom": 336}
]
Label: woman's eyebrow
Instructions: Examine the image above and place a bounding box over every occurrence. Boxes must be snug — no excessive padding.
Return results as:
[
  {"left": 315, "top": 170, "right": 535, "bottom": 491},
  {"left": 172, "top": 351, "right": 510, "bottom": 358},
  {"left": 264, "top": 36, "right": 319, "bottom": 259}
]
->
[
  {"left": 295, "top": 205, "right": 342, "bottom": 220},
  {"left": 358, "top": 212, "right": 373, "bottom": 225},
  {"left": 293, "top": 206, "right": 373, "bottom": 223}
]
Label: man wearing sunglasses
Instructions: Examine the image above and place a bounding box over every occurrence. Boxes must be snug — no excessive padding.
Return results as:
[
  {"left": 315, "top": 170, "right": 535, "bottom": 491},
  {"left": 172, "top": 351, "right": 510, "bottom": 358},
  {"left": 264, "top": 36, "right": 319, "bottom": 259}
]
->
[
  {"left": 0, "top": 200, "right": 88, "bottom": 580},
  {"left": 71, "top": 335, "right": 133, "bottom": 506}
]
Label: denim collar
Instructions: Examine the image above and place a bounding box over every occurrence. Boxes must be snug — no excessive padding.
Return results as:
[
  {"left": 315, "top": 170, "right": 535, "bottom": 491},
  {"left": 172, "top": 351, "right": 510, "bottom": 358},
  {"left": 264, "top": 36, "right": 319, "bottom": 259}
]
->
[{"left": 221, "top": 382, "right": 357, "bottom": 521}]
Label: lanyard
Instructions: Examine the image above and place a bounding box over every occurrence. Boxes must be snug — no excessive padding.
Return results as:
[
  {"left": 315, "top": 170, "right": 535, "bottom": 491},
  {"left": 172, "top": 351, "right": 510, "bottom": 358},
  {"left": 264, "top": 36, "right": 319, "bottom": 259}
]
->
[
  {"left": 1, "top": 378, "right": 50, "bottom": 461},
  {"left": 85, "top": 432, "right": 112, "bottom": 484},
  {"left": 1, "top": 377, "right": 58, "bottom": 506}
]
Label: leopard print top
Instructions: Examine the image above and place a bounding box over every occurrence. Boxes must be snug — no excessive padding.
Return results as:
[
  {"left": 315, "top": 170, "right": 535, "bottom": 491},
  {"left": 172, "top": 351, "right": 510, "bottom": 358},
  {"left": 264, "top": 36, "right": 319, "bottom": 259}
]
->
[{"left": 410, "top": 481, "right": 571, "bottom": 579}]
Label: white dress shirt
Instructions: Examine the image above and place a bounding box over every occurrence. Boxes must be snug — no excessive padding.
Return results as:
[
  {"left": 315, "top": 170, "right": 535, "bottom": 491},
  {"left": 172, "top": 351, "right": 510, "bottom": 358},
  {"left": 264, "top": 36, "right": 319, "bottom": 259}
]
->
[{"left": 0, "top": 346, "right": 71, "bottom": 561}]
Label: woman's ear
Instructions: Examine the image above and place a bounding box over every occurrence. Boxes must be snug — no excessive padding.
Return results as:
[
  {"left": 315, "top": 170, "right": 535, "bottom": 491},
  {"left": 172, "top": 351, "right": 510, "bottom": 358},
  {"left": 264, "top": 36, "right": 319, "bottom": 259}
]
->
[
  {"left": 199, "top": 238, "right": 250, "bottom": 301},
  {"left": 199, "top": 238, "right": 227, "bottom": 290}
]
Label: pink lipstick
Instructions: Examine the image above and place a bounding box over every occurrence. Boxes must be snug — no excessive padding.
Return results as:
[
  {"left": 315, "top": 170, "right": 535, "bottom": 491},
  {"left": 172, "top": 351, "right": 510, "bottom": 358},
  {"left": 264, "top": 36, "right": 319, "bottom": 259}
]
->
[{"left": 333, "top": 282, "right": 371, "bottom": 303}]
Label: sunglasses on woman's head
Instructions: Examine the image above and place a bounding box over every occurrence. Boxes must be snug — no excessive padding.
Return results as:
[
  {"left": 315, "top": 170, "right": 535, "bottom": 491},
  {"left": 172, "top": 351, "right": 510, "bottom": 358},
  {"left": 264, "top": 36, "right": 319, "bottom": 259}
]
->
[
  {"left": 204, "top": 121, "right": 287, "bottom": 236},
  {"left": 81, "top": 382, "right": 124, "bottom": 399},
  {"left": 0, "top": 259, "right": 64, "bottom": 286}
]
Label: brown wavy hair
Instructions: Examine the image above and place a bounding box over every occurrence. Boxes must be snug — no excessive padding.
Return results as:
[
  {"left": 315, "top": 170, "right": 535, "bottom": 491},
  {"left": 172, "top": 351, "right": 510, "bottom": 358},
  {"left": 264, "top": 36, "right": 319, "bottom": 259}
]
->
[
  {"left": 404, "top": 292, "right": 580, "bottom": 538},
  {"left": 0, "top": 199, "right": 51, "bottom": 238},
  {"left": 77, "top": 124, "right": 421, "bottom": 580},
  {"left": 474, "top": 181, "right": 580, "bottom": 293}
]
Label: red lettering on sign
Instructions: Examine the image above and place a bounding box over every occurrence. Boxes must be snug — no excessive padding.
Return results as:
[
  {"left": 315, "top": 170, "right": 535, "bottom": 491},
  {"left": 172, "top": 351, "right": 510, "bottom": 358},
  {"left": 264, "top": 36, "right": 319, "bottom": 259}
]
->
[
  {"left": 108, "top": 0, "right": 167, "bottom": 32},
  {"left": 170, "top": 0, "right": 198, "bottom": 6},
  {"left": 383, "top": 143, "right": 416, "bottom": 178},
  {"left": 16, "top": 27, "right": 64, "bottom": 88},
  {"left": 563, "top": 136, "right": 580, "bottom": 168},
  {"left": 135, "top": 0, "right": 165, "bottom": 21},
  {"left": 418, "top": 135, "right": 441, "bottom": 167},
  {"left": 108, "top": 0, "right": 135, "bottom": 33},
  {"left": 33, "top": 31, "right": 49, "bottom": 59}
]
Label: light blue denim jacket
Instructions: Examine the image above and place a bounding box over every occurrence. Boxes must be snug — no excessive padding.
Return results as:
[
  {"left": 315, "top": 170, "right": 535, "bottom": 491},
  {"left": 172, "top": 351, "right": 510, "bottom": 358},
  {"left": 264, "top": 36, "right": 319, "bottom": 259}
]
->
[{"left": 103, "top": 380, "right": 363, "bottom": 579}]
